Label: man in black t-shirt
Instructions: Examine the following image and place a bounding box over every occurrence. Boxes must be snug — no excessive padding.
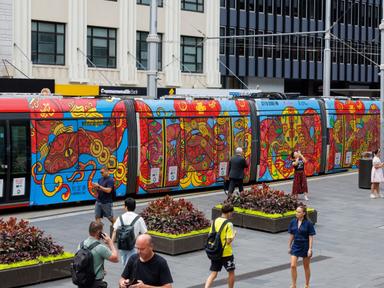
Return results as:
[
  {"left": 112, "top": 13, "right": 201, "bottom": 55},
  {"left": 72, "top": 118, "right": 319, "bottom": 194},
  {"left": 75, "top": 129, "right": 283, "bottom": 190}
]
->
[
  {"left": 119, "top": 234, "right": 173, "bottom": 288},
  {"left": 92, "top": 166, "right": 116, "bottom": 224},
  {"left": 227, "top": 147, "right": 249, "bottom": 198}
]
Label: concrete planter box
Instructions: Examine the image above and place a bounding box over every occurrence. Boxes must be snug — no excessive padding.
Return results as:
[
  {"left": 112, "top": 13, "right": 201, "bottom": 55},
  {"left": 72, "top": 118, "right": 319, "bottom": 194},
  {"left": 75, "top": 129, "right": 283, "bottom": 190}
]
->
[
  {"left": 150, "top": 233, "right": 208, "bottom": 255},
  {"left": 212, "top": 207, "right": 317, "bottom": 233},
  {"left": 1, "top": 258, "right": 73, "bottom": 288}
]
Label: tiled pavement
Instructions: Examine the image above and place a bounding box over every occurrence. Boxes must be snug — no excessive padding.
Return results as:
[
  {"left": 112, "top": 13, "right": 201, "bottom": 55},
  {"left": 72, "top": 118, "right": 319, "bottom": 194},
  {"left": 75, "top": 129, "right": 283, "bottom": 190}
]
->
[{"left": 4, "top": 171, "right": 384, "bottom": 288}]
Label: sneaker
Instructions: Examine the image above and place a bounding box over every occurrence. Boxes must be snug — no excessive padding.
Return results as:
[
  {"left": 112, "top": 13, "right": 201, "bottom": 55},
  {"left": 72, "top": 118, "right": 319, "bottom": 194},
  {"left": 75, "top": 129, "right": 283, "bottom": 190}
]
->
[
  {"left": 380, "top": 193, "right": 384, "bottom": 198},
  {"left": 304, "top": 195, "right": 309, "bottom": 201},
  {"left": 370, "top": 193, "right": 377, "bottom": 199}
]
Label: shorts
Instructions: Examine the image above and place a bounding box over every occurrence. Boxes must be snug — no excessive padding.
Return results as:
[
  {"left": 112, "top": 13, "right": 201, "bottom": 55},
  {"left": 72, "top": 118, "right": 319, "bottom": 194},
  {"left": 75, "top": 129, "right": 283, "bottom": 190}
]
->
[
  {"left": 95, "top": 201, "right": 113, "bottom": 219},
  {"left": 210, "top": 255, "right": 235, "bottom": 272}
]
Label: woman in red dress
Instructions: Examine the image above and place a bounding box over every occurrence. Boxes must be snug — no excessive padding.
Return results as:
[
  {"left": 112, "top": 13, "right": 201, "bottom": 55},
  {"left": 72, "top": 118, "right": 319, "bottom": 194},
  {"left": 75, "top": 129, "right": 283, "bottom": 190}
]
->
[{"left": 291, "top": 151, "right": 309, "bottom": 201}]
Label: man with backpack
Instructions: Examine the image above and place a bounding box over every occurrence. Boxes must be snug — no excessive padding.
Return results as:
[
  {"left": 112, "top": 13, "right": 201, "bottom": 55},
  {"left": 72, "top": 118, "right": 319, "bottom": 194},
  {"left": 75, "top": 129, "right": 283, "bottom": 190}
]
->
[
  {"left": 112, "top": 197, "right": 147, "bottom": 266},
  {"left": 72, "top": 221, "right": 119, "bottom": 288},
  {"left": 204, "top": 203, "right": 236, "bottom": 288}
]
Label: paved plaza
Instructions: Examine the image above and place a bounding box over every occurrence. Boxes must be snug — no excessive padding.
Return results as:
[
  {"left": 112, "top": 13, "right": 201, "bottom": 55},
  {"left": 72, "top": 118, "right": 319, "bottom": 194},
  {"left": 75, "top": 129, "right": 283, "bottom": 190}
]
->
[{"left": 3, "top": 171, "right": 384, "bottom": 288}]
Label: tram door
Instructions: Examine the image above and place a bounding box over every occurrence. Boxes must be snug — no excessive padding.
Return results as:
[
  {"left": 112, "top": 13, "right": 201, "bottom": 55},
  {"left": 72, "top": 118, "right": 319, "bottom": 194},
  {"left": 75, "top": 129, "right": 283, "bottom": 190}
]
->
[{"left": 0, "top": 120, "right": 30, "bottom": 207}]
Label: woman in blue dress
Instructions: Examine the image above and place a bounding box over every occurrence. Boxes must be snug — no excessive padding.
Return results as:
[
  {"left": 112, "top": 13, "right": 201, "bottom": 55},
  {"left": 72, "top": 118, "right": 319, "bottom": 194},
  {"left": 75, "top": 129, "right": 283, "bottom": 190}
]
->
[{"left": 288, "top": 205, "right": 316, "bottom": 288}]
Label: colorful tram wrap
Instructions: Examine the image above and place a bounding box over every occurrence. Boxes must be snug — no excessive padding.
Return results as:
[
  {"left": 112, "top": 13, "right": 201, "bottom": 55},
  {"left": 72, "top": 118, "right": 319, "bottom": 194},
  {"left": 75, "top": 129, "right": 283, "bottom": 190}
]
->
[{"left": 0, "top": 96, "right": 379, "bottom": 210}]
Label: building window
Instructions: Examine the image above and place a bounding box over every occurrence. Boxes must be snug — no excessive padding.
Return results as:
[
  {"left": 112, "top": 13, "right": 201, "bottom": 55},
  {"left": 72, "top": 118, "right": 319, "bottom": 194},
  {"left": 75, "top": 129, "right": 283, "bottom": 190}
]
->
[
  {"left": 229, "top": 0, "right": 235, "bottom": 9},
  {"left": 31, "top": 21, "right": 65, "bottom": 65},
  {"left": 136, "top": 31, "right": 162, "bottom": 70},
  {"left": 308, "top": 0, "right": 315, "bottom": 19},
  {"left": 275, "top": 35, "right": 281, "bottom": 59},
  {"left": 266, "top": 0, "right": 272, "bottom": 14},
  {"left": 257, "top": 0, "right": 263, "bottom": 13},
  {"left": 316, "top": 0, "right": 322, "bottom": 20},
  {"left": 238, "top": 0, "right": 245, "bottom": 10},
  {"left": 87, "top": 26, "right": 116, "bottom": 68},
  {"left": 181, "top": 36, "right": 203, "bottom": 73},
  {"left": 291, "top": 35, "right": 298, "bottom": 60},
  {"left": 181, "top": 0, "right": 204, "bottom": 12},
  {"left": 228, "top": 28, "right": 235, "bottom": 55},
  {"left": 248, "top": 29, "right": 255, "bottom": 57},
  {"left": 220, "top": 27, "right": 226, "bottom": 55},
  {"left": 249, "top": 0, "right": 255, "bottom": 11},
  {"left": 292, "top": 0, "right": 298, "bottom": 17},
  {"left": 283, "top": 36, "right": 289, "bottom": 59},
  {"left": 275, "top": 0, "right": 281, "bottom": 15},
  {"left": 137, "top": 0, "right": 163, "bottom": 6},
  {"left": 220, "top": 0, "right": 225, "bottom": 8},
  {"left": 265, "top": 31, "right": 273, "bottom": 58},
  {"left": 256, "top": 30, "right": 264, "bottom": 57},
  {"left": 360, "top": 3, "right": 366, "bottom": 27},
  {"left": 300, "top": 0, "right": 306, "bottom": 18},
  {"left": 237, "top": 29, "right": 245, "bottom": 56}
]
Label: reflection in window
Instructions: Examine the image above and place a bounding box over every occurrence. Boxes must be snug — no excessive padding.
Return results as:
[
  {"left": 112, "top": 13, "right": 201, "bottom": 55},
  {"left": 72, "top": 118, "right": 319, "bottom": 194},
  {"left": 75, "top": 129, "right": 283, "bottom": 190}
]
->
[{"left": 11, "top": 126, "right": 27, "bottom": 174}]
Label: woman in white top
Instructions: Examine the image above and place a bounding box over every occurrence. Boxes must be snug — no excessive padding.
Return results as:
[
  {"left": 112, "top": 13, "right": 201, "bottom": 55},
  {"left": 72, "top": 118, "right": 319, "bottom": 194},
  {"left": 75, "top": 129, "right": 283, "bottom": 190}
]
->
[{"left": 371, "top": 149, "right": 384, "bottom": 198}]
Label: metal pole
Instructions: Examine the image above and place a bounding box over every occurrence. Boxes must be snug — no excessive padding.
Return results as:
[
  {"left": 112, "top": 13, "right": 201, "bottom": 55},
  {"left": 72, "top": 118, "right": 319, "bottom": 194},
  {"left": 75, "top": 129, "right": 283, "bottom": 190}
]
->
[
  {"left": 147, "top": 0, "right": 160, "bottom": 99},
  {"left": 380, "top": 0, "right": 384, "bottom": 158},
  {"left": 323, "top": 0, "right": 331, "bottom": 97}
]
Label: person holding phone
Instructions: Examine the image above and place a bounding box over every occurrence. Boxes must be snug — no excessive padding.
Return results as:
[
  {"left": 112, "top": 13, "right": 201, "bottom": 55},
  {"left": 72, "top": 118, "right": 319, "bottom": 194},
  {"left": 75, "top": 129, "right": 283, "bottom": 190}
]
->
[
  {"left": 291, "top": 150, "right": 309, "bottom": 201},
  {"left": 76, "top": 221, "right": 119, "bottom": 288},
  {"left": 119, "top": 234, "right": 173, "bottom": 288}
]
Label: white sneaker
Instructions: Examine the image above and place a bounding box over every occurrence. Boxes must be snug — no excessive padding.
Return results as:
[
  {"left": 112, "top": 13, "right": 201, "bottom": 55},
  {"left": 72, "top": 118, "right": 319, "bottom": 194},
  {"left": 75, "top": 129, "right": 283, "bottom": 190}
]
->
[
  {"left": 380, "top": 193, "right": 384, "bottom": 198},
  {"left": 370, "top": 194, "right": 377, "bottom": 199},
  {"left": 304, "top": 195, "right": 309, "bottom": 201}
]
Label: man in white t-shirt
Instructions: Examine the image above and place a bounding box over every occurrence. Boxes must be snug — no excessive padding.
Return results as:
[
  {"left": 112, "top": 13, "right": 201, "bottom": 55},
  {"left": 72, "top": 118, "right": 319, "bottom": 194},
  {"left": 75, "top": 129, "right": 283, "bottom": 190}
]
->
[{"left": 112, "top": 197, "right": 147, "bottom": 266}]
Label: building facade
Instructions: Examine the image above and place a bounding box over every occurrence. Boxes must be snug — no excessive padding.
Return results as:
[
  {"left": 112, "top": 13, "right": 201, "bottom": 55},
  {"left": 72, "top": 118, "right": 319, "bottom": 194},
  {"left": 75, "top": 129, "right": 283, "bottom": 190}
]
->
[
  {"left": 1, "top": 0, "right": 221, "bottom": 89},
  {"left": 220, "top": 0, "right": 382, "bottom": 95}
]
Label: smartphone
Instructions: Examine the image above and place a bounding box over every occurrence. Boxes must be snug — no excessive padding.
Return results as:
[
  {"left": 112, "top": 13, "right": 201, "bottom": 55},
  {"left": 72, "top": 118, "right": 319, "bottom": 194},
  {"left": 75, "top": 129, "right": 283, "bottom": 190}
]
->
[
  {"left": 99, "top": 232, "right": 105, "bottom": 239},
  {"left": 127, "top": 279, "right": 138, "bottom": 287}
]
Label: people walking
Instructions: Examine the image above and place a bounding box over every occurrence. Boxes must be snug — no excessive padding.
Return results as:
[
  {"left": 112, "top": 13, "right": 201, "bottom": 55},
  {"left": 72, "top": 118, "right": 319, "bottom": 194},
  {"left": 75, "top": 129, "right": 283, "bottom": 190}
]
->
[
  {"left": 371, "top": 149, "right": 384, "bottom": 199},
  {"left": 92, "top": 166, "right": 116, "bottom": 224},
  {"left": 112, "top": 197, "right": 148, "bottom": 266},
  {"left": 73, "top": 221, "right": 119, "bottom": 288},
  {"left": 288, "top": 205, "right": 316, "bottom": 288},
  {"left": 227, "top": 147, "right": 248, "bottom": 198},
  {"left": 204, "top": 203, "right": 236, "bottom": 288},
  {"left": 119, "top": 234, "right": 173, "bottom": 288},
  {"left": 291, "top": 150, "right": 309, "bottom": 201}
]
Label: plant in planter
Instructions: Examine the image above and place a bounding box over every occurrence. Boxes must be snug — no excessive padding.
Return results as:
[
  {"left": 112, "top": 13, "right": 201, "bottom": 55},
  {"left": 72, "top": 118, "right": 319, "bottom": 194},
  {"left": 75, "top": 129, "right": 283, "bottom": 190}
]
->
[
  {"left": 212, "top": 184, "right": 317, "bottom": 233},
  {"left": 0, "top": 217, "right": 73, "bottom": 287},
  {"left": 140, "top": 195, "right": 211, "bottom": 255}
]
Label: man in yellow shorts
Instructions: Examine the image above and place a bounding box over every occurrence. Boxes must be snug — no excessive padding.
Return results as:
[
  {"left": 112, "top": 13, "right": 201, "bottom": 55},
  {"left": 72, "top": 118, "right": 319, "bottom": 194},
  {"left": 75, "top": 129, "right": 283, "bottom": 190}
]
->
[{"left": 204, "top": 203, "right": 236, "bottom": 288}]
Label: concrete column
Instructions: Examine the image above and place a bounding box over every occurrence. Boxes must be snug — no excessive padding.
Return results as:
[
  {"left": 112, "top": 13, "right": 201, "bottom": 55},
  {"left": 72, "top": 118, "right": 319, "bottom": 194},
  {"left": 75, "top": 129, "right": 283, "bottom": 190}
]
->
[
  {"left": 119, "top": 0, "right": 137, "bottom": 84},
  {"left": 68, "top": 0, "right": 88, "bottom": 83},
  {"left": 164, "top": 0, "right": 181, "bottom": 87},
  {"left": 13, "top": 0, "right": 32, "bottom": 78},
  {"left": 205, "top": 0, "right": 221, "bottom": 88},
  {"left": 0, "top": 0, "right": 13, "bottom": 77}
]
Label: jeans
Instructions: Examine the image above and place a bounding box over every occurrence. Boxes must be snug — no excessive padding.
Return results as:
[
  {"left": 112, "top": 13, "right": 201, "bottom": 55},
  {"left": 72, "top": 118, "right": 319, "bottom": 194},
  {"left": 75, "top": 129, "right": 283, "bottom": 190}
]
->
[{"left": 120, "top": 249, "right": 136, "bottom": 267}]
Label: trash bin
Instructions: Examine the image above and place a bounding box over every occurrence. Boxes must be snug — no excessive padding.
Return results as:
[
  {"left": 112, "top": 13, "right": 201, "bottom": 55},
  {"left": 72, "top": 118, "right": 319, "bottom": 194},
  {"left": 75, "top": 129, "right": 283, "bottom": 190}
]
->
[{"left": 359, "top": 152, "right": 372, "bottom": 189}]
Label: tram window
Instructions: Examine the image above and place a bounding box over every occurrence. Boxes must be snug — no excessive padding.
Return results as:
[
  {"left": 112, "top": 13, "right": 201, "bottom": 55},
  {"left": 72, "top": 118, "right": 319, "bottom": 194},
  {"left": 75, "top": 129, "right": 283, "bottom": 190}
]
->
[
  {"left": 11, "top": 126, "right": 27, "bottom": 174},
  {"left": 0, "top": 126, "right": 5, "bottom": 171}
]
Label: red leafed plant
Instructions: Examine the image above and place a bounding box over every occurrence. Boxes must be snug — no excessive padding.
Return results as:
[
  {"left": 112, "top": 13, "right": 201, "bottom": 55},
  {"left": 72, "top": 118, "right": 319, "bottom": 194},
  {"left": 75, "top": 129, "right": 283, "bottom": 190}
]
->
[
  {"left": 141, "top": 195, "right": 210, "bottom": 235},
  {"left": 227, "top": 183, "right": 302, "bottom": 214},
  {"left": 0, "top": 217, "right": 63, "bottom": 264}
]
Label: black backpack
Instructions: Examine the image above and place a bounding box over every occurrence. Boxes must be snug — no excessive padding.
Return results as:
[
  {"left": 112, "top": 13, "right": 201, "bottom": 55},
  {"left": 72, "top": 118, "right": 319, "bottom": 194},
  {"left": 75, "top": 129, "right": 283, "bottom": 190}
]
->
[
  {"left": 71, "top": 241, "right": 100, "bottom": 287},
  {"left": 117, "top": 215, "right": 140, "bottom": 250},
  {"left": 205, "top": 219, "right": 230, "bottom": 261}
]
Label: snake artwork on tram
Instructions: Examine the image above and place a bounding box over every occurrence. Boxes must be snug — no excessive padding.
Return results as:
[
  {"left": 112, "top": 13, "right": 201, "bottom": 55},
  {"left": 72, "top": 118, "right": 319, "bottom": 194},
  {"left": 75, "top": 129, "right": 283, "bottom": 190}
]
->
[
  {"left": 31, "top": 99, "right": 127, "bottom": 201},
  {"left": 258, "top": 106, "right": 322, "bottom": 181}
]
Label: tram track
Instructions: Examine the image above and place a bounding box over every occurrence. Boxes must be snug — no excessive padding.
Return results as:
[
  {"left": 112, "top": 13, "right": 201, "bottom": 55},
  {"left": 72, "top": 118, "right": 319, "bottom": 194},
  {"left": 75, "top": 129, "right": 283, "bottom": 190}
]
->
[{"left": 2, "top": 170, "right": 357, "bottom": 222}]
